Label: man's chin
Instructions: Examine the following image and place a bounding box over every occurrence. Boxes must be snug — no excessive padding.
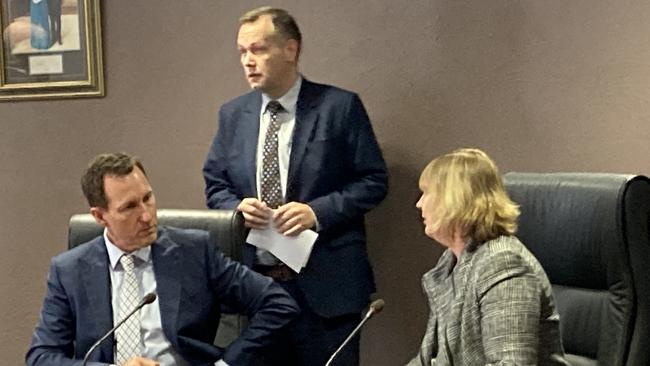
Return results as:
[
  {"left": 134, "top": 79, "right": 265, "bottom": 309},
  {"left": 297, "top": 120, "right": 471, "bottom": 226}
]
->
[
  {"left": 136, "top": 231, "right": 157, "bottom": 248},
  {"left": 249, "top": 81, "right": 268, "bottom": 91},
  {"left": 146, "top": 231, "right": 158, "bottom": 243}
]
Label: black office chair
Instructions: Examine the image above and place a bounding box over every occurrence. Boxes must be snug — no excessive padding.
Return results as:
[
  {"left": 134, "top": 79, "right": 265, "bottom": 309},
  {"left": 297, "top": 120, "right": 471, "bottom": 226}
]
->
[
  {"left": 68, "top": 208, "right": 247, "bottom": 348},
  {"left": 504, "top": 172, "right": 650, "bottom": 366}
]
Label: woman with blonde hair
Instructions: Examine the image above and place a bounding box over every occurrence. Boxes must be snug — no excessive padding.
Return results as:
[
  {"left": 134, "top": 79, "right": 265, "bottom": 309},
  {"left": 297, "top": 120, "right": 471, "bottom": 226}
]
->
[{"left": 408, "top": 148, "right": 569, "bottom": 366}]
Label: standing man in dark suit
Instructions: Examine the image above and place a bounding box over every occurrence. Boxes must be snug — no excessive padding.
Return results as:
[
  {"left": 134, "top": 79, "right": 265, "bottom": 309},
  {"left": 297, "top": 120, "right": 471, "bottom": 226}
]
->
[
  {"left": 203, "top": 7, "right": 388, "bottom": 366},
  {"left": 27, "top": 153, "right": 298, "bottom": 366}
]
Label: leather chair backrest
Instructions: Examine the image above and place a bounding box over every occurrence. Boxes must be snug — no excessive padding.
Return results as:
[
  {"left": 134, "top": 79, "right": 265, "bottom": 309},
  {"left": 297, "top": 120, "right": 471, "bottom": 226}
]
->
[
  {"left": 68, "top": 208, "right": 247, "bottom": 347},
  {"left": 504, "top": 172, "right": 650, "bottom": 366}
]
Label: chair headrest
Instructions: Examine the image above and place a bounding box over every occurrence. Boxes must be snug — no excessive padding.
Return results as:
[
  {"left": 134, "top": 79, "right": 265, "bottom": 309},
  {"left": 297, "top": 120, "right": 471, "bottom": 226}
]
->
[
  {"left": 503, "top": 172, "right": 646, "bottom": 289},
  {"left": 68, "top": 209, "right": 245, "bottom": 260}
]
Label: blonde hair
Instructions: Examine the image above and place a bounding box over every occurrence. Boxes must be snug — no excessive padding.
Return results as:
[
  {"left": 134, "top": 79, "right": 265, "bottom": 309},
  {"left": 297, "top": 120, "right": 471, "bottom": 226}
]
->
[{"left": 419, "top": 148, "right": 519, "bottom": 245}]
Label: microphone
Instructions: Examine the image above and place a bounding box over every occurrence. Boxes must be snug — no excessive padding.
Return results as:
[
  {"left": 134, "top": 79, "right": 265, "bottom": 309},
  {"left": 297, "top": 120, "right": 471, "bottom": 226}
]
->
[
  {"left": 81, "top": 292, "right": 157, "bottom": 366},
  {"left": 325, "top": 298, "right": 385, "bottom": 366}
]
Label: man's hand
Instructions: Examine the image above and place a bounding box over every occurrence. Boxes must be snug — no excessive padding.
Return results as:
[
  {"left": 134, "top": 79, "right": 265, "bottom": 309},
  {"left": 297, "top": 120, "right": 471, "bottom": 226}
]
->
[
  {"left": 120, "top": 356, "right": 160, "bottom": 366},
  {"left": 237, "top": 198, "right": 273, "bottom": 229},
  {"left": 274, "top": 202, "right": 316, "bottom": 236}
]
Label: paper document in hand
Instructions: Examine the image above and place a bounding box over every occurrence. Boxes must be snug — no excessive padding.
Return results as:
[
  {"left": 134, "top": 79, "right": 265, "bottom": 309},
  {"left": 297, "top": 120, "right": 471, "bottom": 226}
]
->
[{"left": 246, "top": 226, "right": 317, "bottom": 273}]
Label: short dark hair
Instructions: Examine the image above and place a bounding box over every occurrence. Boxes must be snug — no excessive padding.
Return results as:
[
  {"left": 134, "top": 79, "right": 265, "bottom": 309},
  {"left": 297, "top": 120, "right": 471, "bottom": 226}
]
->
[
  {"left": 239, "top": 6, "right": 302, "bottom": 56},
  {"left": 81, "top": 152, "right": 146, "bottom": 208}
]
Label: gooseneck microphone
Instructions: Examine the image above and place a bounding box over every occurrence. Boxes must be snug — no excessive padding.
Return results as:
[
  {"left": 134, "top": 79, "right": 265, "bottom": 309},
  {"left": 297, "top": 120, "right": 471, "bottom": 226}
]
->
[
  {"left": 325, "top": 298, "right": 385, "bottom": 366},
  {"left": 81, "top": 292, "right": 157, "bottom": 366}
]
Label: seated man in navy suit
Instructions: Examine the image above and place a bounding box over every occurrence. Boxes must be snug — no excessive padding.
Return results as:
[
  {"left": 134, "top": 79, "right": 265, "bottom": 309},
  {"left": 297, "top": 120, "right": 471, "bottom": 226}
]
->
[{"left": 26, "top": 152, "right": 299, "bottom": 366}]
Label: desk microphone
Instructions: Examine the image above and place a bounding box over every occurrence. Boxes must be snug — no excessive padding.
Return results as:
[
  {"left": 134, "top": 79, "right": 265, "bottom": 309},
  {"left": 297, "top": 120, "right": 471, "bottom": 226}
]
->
[
  {"left": 325, "top": 298, "right": 385, "bottom": 366},
  {"left": 81, "top": 292, "right": 157, "bottom": 366}
]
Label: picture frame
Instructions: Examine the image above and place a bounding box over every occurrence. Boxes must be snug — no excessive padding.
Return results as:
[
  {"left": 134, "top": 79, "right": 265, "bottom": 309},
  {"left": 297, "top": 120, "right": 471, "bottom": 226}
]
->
[{"left": 0, "top": 0, "right": 103, "bottom": 101}]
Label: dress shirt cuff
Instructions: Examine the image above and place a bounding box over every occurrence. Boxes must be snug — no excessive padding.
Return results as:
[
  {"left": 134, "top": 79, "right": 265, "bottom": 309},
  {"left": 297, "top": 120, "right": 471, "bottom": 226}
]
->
[{"left": 314, "top": 217, "right": 321, "bottom": 232}]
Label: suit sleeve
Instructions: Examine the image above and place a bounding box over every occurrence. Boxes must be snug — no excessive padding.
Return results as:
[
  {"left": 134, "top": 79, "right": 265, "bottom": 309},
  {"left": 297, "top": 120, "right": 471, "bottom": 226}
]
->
[
  {"left": 26, "top": 260, "right": 108, "bottom": 366},
  {"left": 205, "top": 236, "right": 299, "bottom": 365},
  {"left": 476, "top": 250, "right": 541, "bottom": 366},
  {"left": 203, "top": 106, "right": 245, "bottom": 210},
  {"left": 307, "top": 94, "right": 388, "bottom": 232}
]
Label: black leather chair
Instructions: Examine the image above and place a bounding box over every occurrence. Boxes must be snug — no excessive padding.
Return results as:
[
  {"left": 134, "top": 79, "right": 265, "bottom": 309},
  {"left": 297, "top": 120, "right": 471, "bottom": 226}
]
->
[
  {"left": 504, "top": 172, "right": 650, "bottom": 366},
  {"left": 68, "top": 208, "right": 247, "bottom": 348}
]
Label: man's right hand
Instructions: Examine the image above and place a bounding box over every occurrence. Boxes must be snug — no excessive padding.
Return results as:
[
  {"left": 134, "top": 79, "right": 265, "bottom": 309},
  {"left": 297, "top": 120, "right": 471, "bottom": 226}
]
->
[
  {"left": 237, "top": 198, "right": 273, "bottom": 229},
  {"left": 119, "top": 356, "right": 160, "bottom": 366}
]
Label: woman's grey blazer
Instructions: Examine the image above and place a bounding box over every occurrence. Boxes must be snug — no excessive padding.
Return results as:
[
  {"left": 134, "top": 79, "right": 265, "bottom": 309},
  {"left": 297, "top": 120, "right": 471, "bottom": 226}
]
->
[{"left": 408, "top": 235, "right": 570, "bottom": 366}]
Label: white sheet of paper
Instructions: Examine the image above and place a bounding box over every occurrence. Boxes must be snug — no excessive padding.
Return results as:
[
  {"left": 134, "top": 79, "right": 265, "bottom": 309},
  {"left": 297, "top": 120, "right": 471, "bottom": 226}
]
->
[{"left": 246, "top": 226, "right": 317, "bottom": 273}]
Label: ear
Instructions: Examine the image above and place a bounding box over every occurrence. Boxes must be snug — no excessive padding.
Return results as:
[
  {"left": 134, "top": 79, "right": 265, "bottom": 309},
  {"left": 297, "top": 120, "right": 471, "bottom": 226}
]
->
[
  {"left": 90, "top": 207, "right": 109, "bottom": 227},
  {"left": 283, "top": 39, "right": 299, "bottom": 62}
]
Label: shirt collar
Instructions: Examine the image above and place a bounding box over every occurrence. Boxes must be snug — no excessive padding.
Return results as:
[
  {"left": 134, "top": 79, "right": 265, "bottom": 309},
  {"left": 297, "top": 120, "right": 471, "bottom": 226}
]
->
[
  {"left": 103, "top": 228, "right": 152, "bottom": 270},
  {"left": 261, "top": 74, "right": 302, "bottom": 115}
]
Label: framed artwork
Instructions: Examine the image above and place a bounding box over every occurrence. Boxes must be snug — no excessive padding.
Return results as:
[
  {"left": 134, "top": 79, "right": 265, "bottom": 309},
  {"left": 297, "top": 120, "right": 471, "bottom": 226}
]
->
[{"left": 0, "top": 0, "right": 103, "bottom": 101}]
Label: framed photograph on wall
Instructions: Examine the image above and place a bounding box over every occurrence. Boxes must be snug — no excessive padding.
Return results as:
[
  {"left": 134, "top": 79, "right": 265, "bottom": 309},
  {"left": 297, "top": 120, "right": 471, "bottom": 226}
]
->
[{"left": 0, "top": 0, "right": 103, "bottom": 101}]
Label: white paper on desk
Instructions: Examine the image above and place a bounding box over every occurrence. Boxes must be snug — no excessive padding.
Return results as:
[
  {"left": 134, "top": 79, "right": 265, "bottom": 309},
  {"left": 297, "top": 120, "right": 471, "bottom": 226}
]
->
[{"left": 246, "top": 226, "right": 317, "bottom": 273}]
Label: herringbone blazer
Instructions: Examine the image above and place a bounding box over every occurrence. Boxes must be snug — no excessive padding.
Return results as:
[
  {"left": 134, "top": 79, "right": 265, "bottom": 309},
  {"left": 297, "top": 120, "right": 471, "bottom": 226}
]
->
[{"left": 407, "top": 235, "right": 570, "bottom": 366}]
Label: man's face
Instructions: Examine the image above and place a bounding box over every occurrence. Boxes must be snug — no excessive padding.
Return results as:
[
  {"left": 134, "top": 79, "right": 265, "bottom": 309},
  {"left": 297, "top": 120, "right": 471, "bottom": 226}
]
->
[
  {"left": 91, "top": 167, "right": 158, "bottom": 252},
  {"left": 237, "top": 15, "right": 298, "bottom": 98}
]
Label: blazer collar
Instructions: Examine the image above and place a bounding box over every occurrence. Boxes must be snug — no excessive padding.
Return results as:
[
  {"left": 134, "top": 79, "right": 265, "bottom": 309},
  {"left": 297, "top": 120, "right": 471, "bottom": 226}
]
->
[
  {"left": 80, "top": 237, "right": 115, "bottom": 361},
  {"left": 240, "top": 92, "right": 263, "bottom": 196},
  {"left": 150, "top": 228, "right": 182, "bottom": 347},
  {"left": 440, "top": 247, "right": 476, "bottom": 358},
  {"left": 288, "top": 78, "right": 321, "bottom": 189}
]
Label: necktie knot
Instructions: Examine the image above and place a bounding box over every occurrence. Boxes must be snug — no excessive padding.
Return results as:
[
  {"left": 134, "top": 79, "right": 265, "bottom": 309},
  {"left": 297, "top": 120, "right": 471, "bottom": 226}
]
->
[
  {"left": 266, "top": 101, "right": 284, "bottom": 115},
  {"left": 120, "top": 254, "right": 135, "bottom": 273}
]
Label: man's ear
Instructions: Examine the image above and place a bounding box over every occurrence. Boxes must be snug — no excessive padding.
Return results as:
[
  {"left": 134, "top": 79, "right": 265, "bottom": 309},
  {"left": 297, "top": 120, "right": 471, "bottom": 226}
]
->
[
  {"left": 283, "top": 39, "right": 299, "bottom": 62},
  {"left": 90, "top": 207, "right": 108, "bottom": 227}
]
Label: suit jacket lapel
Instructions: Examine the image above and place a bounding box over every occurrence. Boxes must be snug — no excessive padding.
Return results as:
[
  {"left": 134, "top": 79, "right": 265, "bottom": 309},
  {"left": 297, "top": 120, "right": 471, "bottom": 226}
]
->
[
  {"left": 241, "top": 93, "right": 262, "bottom": 197},
  {"left": 80, "top": 239, "right": 114, "bottom": 361},
  {"left": 420, "top": 274, "right": 439, "bottom": 365},
  {"left": 445, "top": 250, "right": 473, "bottom": 358},
  {"left": 288, "top": 80, "right": 319, "bottom": 195},
  {"left": 151, "top": 230, "right": 182, "bottom": 346}
]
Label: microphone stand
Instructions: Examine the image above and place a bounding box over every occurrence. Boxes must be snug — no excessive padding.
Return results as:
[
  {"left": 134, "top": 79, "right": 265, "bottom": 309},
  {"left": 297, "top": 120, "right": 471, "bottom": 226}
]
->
[
  {"left": 81, "top": 293, "right": 157, "bottom": 366},
  {"left": 325, "top": 299, "right": 385, "bottom": 366}
]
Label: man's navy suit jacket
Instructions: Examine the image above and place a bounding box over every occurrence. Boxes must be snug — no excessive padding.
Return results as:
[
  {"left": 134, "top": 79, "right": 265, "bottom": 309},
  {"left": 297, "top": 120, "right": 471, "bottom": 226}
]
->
[
  {"left": 203, "top": 79, "right": 388, "bottom": 318},
  {"left": 26, "top": 226, "right": 298, "bottom": 366}
]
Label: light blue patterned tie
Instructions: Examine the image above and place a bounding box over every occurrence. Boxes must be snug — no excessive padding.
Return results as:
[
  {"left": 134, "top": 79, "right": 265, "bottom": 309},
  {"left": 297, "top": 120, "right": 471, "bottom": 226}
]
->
[{"left": 115, "top": 254, "right": 141, "bottom": 364}]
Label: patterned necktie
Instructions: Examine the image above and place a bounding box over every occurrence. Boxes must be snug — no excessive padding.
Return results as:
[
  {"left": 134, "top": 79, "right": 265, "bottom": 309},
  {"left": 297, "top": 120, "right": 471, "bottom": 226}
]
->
[
  {"left": 261, "top": 101, "right": 285, "bottom": 209},
  {"left": 115, "top": 254, "right": 141, "bottom": 364}
]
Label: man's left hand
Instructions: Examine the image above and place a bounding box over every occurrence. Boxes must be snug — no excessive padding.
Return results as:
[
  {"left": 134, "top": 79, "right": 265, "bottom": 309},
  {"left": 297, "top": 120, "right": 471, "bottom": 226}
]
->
[{"left": 274, "top": 202, "right": 316, "bottom": 236}]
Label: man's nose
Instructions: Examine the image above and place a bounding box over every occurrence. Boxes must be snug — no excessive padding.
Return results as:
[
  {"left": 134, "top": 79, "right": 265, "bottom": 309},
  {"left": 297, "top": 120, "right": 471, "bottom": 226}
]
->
[
  {"left": 243, "top": 52, "right": 255, "bottom": 67},
  {"left": 141, "top": 209, "right": 153, "bottom": 223}
]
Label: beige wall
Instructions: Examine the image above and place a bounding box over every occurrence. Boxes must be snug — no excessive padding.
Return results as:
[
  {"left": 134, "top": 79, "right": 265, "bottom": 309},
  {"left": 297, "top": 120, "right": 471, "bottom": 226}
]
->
[{"left": 2, "top": 1, "right": 650, "bottom": 364}]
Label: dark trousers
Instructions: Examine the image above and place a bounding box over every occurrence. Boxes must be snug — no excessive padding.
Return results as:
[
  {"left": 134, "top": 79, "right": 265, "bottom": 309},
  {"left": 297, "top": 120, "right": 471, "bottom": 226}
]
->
[{"left": 254, "top": 279, "right": 361, "bottom": 366}]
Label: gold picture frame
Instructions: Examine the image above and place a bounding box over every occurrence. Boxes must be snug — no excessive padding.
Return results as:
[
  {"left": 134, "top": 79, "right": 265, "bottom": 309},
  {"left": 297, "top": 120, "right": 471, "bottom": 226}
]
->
[{"left": 0, "top": 0, "right": 103, "bottom": 101}]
